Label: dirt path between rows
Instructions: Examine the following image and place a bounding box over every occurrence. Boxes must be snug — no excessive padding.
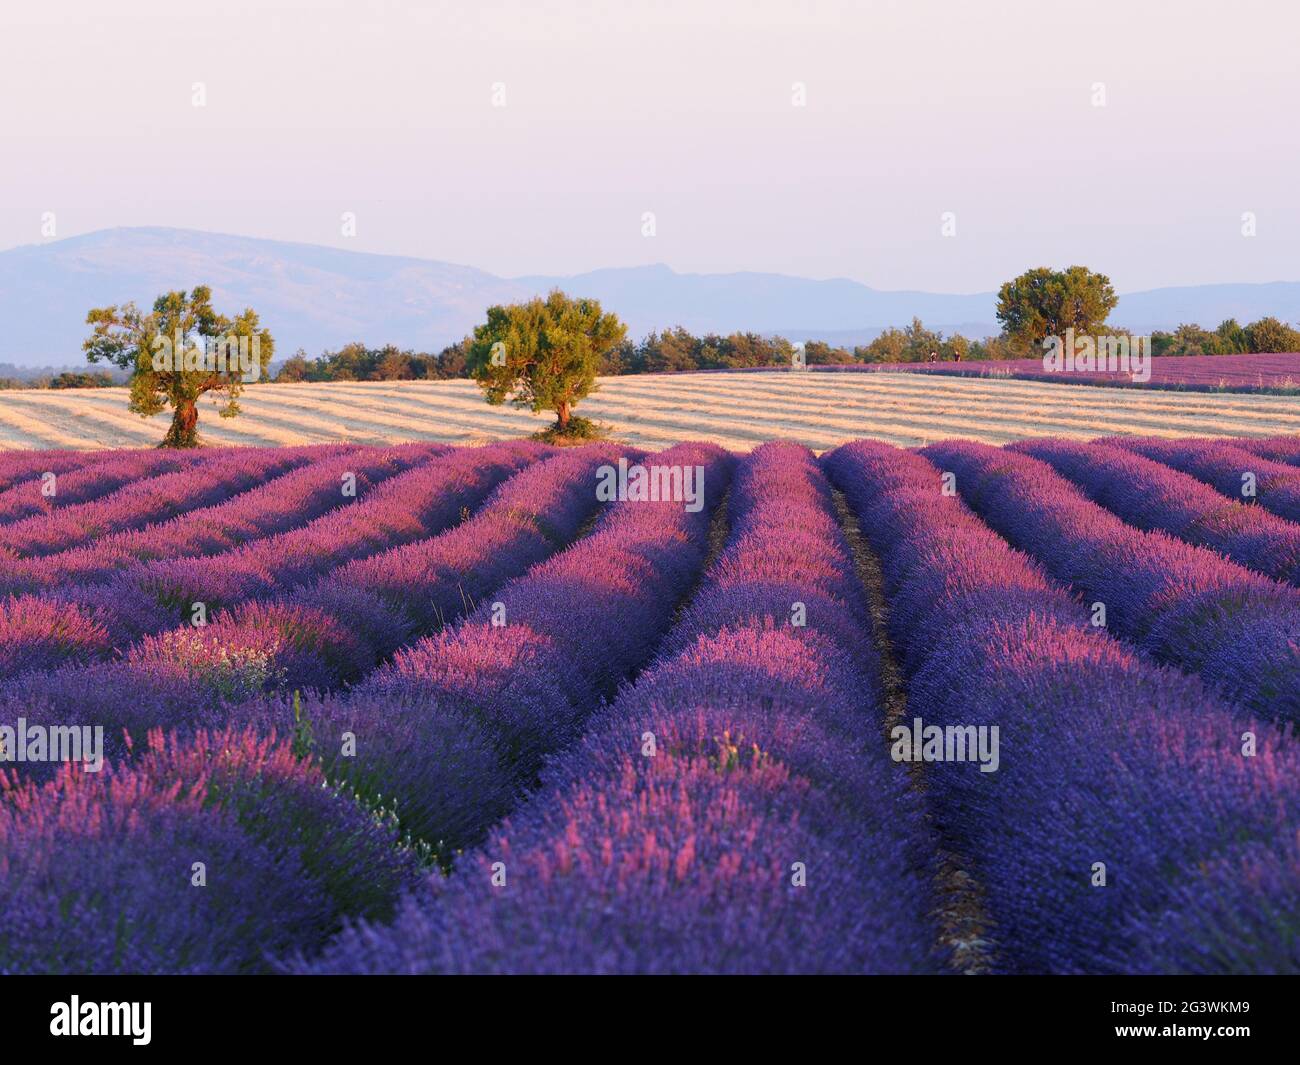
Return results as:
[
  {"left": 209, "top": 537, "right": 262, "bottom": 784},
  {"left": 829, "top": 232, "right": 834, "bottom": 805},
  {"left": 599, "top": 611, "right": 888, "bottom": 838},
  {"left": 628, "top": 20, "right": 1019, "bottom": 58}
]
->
[{"left": 831, "top": 488, "right": 996, "bottom": 974}]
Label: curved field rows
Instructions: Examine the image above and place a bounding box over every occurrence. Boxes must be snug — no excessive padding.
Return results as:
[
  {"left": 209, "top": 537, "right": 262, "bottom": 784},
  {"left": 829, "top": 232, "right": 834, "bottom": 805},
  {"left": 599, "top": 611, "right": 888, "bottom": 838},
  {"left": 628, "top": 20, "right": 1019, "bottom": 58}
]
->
[
  {"left": 2, "top": 434, "right": 1297, "bottom": 975},
  {"left": 4, "top": 371, "right": 1300, "bottom": 451}
]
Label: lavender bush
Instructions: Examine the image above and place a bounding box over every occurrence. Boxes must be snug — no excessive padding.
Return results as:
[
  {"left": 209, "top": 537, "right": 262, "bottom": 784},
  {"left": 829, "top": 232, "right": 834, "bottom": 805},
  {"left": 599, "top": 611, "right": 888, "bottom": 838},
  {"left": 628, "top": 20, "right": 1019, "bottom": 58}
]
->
[
  {"left": 302, "top": 443, "right": 938, "bottom": 974},
  {"left": 1110, "top": 435, "right": 1300, "bottom": 525},
  {"left": 826, "top": 440, "right": 1300, "bottom": 974},
  {"left": 921, "top": 439, "right": 1300, "bottom": 720},
  {"left": 1013, "top": 437, "right": 1300, "bottom": 585}
]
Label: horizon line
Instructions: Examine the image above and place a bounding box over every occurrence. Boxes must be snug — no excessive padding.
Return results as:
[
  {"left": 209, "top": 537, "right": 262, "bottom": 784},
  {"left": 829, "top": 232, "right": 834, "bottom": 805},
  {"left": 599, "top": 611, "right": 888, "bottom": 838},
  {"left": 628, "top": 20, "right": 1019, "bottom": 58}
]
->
[{"left": 7, "top": 225, "right": 1299, "bottom": 298}]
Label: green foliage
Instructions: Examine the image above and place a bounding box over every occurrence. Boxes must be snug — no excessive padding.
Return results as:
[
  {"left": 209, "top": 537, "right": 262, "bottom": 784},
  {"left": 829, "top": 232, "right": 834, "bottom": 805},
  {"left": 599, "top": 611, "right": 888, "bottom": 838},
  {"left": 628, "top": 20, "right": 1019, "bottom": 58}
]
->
[
  {"left": 857, "top": 327, "right": 907, "bottom": 363},
  {"left": 804, "top": 340, "right": 857, "bottom": 365},
  {"left": 1243, "top": 316, "right": 1300, "bottom": 354},
  {"left": 643, "top": 327, "right": 707, "bottom": 372},
  {"left": 468, "top": 290, "right": 627, "bottom": 430},
  {"left": 530, "top": 414, "right": 609, "bottom": 445},
  {"left": 84, "top": 286, "right": 273, "bottom": 447},
  {"left": 995, "top": 266, "right": 1119, "bottom": 346},
  {"left": 291, "top": 689, "right": 316, "bottom": 761},
  {"left": 273, "top": 341, "right": 468, "bottom": 383},
  {"left": 49, "top": 370, "right": 117, "bottom": 389},
  {"left": 0, "top": 370, "right": 121, "bottom": 390},
  {"left": 968, "top": 334, "right": 1034, "bottom": 360},
  {"left": 855, "top": 317, "right": 972, "bottom": 363},
  {"left": 609, "top": 328, "right": 797, "bottom": 373},
  {"left": 1151, "top": 322, "right": 1231, "bottom": 357},
  {"left": 609, "top": 322, "right": 1019, "bottom": 370},
  {"left": 1150, "top": 316, "right": 1300, "bottom": 356},
  {"left": 945, "top": 333, "right": 971, "bottom": 362},
  {"left": 1215, "top": 318, "right": 1249, "bottom": 353}
]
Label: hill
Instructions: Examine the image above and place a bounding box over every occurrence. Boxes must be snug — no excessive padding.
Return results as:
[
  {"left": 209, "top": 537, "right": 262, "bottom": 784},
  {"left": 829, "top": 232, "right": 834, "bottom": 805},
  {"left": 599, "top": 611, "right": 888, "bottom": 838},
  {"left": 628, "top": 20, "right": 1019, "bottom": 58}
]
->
[{"left": 4, "top": 227, "right": 1300, "bottom": 365}]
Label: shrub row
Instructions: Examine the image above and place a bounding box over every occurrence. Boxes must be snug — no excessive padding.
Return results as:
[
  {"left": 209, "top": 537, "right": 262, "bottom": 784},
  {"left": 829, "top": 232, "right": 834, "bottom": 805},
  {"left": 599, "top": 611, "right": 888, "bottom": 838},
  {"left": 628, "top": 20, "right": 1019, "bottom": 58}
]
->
[
  {"left": 1110, "top": 435, "right": 1300, "bottom": 525},
  {"left": 130, "top": 444, "right": 634, "bottom": 696},
  {"left": 0, "top": 447, "right": 312, "bottom": 558},
  {"left": 0, "top": 447, "right": 207, "bottom": 524},
  {"left": 75, "top": 441, "right": 538, "bottom": 644},
  {"left": 301, "top": 442, "right": 939, "bottom": 974},
  {"left": 0, "top": 447, "right": 131, "bottom": 499},
  {"left": 1013, "top": 437, "right": 1300, "bottom": 585},
  {"left": 0, "top": 445, "right": 416, "bottom": 595},
  {"left": 1234, "top": 435, "right": 1300, "bottom": 467},
  {"left": 826, "top": 439, "right": 1300, "bottom": 974},
  {"left": 922, "top": 440, "right": 1300, "bottom": 720}
]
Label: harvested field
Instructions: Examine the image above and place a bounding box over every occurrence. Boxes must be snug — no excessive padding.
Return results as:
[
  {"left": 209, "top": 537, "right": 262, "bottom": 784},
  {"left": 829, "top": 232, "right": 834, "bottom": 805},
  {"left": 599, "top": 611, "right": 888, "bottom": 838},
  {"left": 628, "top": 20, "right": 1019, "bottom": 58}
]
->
[{"left": 3, "top": 371, "right": 1299, "bottom": 452}]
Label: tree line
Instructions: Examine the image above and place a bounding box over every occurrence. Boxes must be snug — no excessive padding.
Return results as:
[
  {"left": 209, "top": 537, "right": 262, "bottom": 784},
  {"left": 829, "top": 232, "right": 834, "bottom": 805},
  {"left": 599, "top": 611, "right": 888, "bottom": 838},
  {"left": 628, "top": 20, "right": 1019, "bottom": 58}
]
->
[
  {"left": 273, "top": 342, "right": 472, "bottom": 383},
  {"left": 79, "top": 266, "right": 1300, "bottom": 446},
  {"left": 262, "top": 313, "right": 1300, "bottom": 385},
  {"left": 262, "top": 263, "right": 1300, "bottom": 382},
  {"left": 0, "top": 369, "right": 121, "bottom": 391}
]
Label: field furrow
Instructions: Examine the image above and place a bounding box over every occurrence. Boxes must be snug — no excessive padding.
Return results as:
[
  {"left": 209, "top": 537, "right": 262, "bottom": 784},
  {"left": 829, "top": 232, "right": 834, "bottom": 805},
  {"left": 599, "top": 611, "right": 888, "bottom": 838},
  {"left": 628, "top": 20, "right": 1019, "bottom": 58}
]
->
[
  {"left": 1014, "top": 438, "right": 1300, "bottom": 586},
  {"left": 0, "top": 443, "right": 508, "bottom": 681},
  {"left": 826, "top": 440, "right": 1300, "bottom": 974},
  {"left": 1, "top": 431, "right": 1296, "bottom": 977},
  {"left": 0, "top": 449, "right": 313, "bottom": 557},
  {"left": 923, "top": 440, "right": 1300, "bottom": 720}
]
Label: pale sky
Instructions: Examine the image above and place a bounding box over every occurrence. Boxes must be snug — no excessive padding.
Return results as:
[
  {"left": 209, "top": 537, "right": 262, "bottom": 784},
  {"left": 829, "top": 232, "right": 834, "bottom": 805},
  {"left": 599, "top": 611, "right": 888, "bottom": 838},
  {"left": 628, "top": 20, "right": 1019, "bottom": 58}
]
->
[{"left": 2, "top": 0, "right": 1298, "bottom": 292}]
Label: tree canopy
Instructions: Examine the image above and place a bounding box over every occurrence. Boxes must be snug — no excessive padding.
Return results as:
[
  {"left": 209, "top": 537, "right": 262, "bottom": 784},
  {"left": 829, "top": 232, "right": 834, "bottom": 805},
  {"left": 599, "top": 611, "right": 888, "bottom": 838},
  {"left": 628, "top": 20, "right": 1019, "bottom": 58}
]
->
[
  {"left": 995, "top": 266, "right": 1119, "bottom": 347},
  {"left": 467, "top": 290, "right": 626, "bottom": 434},
  {"left": 85, "top": 286, "right": 272, "bottom": 447}
]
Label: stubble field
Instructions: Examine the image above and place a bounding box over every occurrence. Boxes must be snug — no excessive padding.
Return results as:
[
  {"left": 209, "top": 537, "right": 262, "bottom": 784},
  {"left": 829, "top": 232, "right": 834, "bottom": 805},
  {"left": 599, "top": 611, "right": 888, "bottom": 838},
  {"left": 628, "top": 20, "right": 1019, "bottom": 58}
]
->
[{"left": 3, "top": 371, "right": 1300, "bottom": 451}]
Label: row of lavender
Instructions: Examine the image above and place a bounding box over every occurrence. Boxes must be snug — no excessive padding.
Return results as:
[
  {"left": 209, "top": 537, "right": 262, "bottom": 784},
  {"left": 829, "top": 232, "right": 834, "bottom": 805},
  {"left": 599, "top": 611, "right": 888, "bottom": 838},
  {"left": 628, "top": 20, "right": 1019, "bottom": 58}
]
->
[
  {"left": 1, "top": 441, "right": 655, "bottom": 771},
  {"left": 302, "top": 442, "right": 940, "bottom": 973},
  {"left": 0, "top": 441, "right": 533, "bottom": 680},
  {"left": 922, "top": 439, "right": 1300, "bottom": 720},
  {"left": 1, "top": 445, "right": 411, "bottom": 590},
  {"left": 1, "top": 442, "right": 730, "bottom": 971},
  {"left": 2, "top": 433, "right": 1299, "bottom": 973},
  {"left": 825, "top": 441, "right": 1300, "bottom": 973}
]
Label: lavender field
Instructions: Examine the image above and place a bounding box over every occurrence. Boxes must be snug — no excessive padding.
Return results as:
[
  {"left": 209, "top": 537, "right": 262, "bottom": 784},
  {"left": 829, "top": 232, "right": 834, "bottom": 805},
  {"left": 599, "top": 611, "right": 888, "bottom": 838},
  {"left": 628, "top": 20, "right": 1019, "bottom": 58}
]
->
[
  {"left": 1, "top": 434, "right": 1297, "bottom": 975},
  {"left": 826, "top": 351, "right": 1300, "bottom": 394}
]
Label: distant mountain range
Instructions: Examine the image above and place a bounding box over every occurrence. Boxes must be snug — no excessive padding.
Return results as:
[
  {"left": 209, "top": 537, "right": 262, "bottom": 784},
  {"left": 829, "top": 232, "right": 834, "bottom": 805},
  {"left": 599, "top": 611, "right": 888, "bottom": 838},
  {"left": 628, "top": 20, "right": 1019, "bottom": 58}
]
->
[{"left": 3, "top": 227, "right": 1300, "bottom": 367}]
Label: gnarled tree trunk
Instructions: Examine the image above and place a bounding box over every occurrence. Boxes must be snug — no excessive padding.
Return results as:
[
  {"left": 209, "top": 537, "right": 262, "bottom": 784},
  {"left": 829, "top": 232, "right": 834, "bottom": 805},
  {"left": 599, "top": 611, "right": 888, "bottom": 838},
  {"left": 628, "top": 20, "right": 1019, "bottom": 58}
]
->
[{"left": 161, "top": 399, "right": 200, "bottom": 448}]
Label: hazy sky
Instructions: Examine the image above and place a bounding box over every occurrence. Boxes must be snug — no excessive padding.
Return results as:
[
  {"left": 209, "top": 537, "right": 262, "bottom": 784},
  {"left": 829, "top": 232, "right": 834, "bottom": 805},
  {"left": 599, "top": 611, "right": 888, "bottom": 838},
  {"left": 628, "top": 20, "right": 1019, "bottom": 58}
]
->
[{"left": 2, "top": 0, "right": 1298, "bottom": 292}]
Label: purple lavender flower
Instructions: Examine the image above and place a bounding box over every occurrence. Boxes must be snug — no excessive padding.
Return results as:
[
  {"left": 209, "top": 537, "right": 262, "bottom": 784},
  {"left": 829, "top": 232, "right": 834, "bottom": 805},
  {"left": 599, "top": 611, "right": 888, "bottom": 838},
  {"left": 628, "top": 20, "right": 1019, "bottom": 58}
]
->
[
  {"left": 0, "top": 725, "right": 415, "bottom": 973},
  {"left": 920, "top": 438, "right": 1300, "bottom": 719},
  {"left": 825, "top": 438, "right": 1300, "bottom": 974}
]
